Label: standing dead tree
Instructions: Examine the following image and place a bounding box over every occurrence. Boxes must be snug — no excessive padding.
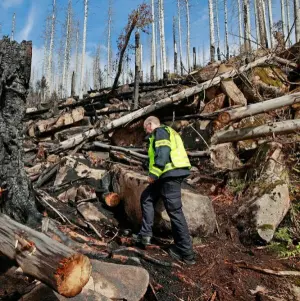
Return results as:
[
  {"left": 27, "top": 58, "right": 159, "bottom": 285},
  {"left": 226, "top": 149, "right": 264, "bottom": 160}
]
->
[
  {"left": 159, "top": 0, "right": 167, "bottom": 73},
  {"left": 151, "top": 0, "right": 156, "bottom": 81},
  {"left": 11, "top": 13, "right": 16, "bottom": 41},
  {"left": 294, "top": 0, "right": 300, "bottom": 42},
  {"left": 111, "top": 3, "right": 151, "bottom": 92},
  {"left": 79, "top": 0, "right": 88, "bottom": 99},
  {"left": 237, "top": 0, "right": 243, "bottom": 49},
  {"left": 0, "top": 38, "right": 41, "bottom": 226},
  {"left": 214, "top": 0, "right": 221, "bottom": 61},
  {"left": 224, "top": 0, "right": 229, "bottom": 59},
  {"left": 107, "top": 0, "right": 113, "bottom": 87},
  {"left": 62, "top": 0, "right": 73, "bottom": 97},
  {"left": 133, "top": 31, "right": 141, "bottom": 109},
  {"left": 177, "top": 0, "right": 183, "bottom": 75},
  {"left": 173, "top": 16, "right": 178, "bottom": 74},
  {"left": 47, "top": 0, "right": 56, "bottom": 96},
  {"left": 209, "top": 0, "right": 215, "bottom": 62},
  {"left": 185, "top": 0, "right": 191, "bottom": 71}
]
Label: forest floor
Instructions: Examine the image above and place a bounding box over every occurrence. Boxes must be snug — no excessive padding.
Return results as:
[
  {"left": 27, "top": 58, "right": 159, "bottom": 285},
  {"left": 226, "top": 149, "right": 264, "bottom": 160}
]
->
[{"left": 1, "top": 178, "right": 300, "bottom": 301}]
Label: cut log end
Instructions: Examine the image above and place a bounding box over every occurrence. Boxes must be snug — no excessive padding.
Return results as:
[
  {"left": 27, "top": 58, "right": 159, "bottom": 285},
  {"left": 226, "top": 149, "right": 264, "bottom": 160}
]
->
[
  {"left": 217, "top": 111, "right": 231, "bottom": 124},
  {"left": 54, "top": 253, "right": 92, "bottom": 297},
  {"left": 105, "top": 192, "right": 121, "bottom": 207}
]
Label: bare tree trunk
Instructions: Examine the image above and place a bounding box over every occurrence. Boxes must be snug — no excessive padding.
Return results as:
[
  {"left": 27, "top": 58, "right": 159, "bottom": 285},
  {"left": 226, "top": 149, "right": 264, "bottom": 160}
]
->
[
  {"left": 71, "top": 71, "right": 75, "bottom": 96},
  {"left": 185, "top": 0, "right": 191, "bottom": 71},
  {"left": 75, "top": 21, "right": 80, "bottom": 95},
  {"left": 0, "top": 38, "right": 41, "bottom": 225},
  {"left": 267, "top": 0, "right": 274, "bottom": 48},
  {"left": 151, "top": 0, "right": 156, "bottom": 81},
  {"left": 173, "top": 16, "right": 178, "bottom": 74},
  {"left": 158, "top": 0, "right": 167, "bottom": 73},
  {"left": 11, "top": 12, "right": 16, "bottom": 41},
  {"left": 286, "top": 0, "right": 292, "bottom": 47},
  {"left": 209, "top": 0, "right": 215, "bottom": 62},
  {"left": 79, "top": 0, "right": 88, "bottom": 99},
  {"left": 237, "top": 0, "right": 243, "bottom": 51},
  {"left": 224, "top": 0, "right": 229, "bottom": 59},
  {"left": 177, "top": 0, "right": 183, "bottom": 75},
  {"left": 193, "top": 46, "right": 196, "bottom": 70},
  {"left": 215, "top": 0, "right": 221, "bottom": 61},
  {"left": 107, "top": 0, "right": 112, "bottom": 87},
  {"left": 294, "top": 0, "right": 300, "bottom": 42},
  {"left": 257, "top": 0, "right": 268, "bottom": 48},
  {"left": 42, "top": 17, "right": 50, "bottom": 77},
  {"left": 47, "top": 0, "right": 56, "bottom": 96},
  {"left": 280, "top": 0, "right": 287, "bottom": 43},
  {"left": 243, "top": 0, "right": 251, "bottom": 53},
  {"left": 62, "top": 0, "right": 72, "bottom": 98},
  {"left": 133, "top": 31, "right": 140, "bottom": 110},
  {"left": 254, "top": 0, "right": 260, "bottom": 46}
]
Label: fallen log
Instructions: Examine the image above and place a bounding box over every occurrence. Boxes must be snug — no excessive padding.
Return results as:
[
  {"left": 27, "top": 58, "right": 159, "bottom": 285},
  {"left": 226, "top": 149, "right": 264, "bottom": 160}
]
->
[
  {"left": 94, "top": 141, "right": 148, "bottom": 159},
  {"left": 0, "top": 213, "right": 91, "bottom": 297},
  {"left": 211, "top": 119, "right": 300, "bottom": 145},
  {"left": 273, "top": 56, "right": 298, "bottom": 68},
  {"left": 102, "top": 55, "right": 273, "bottom": 132},
  {"left": 218, "top": 92, "right": 300, "bottom": 124},
  {"left": 28, "top": 107, "right": 85, "bottom": 136},
  {"left": 220, "top": 80, "right": 247, "bottom": 106}
]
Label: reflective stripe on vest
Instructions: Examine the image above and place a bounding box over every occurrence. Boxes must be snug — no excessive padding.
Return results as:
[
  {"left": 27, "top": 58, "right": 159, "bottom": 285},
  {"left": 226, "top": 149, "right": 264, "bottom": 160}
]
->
[{"left": 148, "top": 126, "right": 191, "bottom": 177}]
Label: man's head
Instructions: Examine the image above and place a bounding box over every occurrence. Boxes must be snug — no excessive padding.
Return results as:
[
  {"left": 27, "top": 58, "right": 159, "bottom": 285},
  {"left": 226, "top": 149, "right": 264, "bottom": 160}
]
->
[{"left": 143, "top": 116, "right": 160, "bottom": 134}]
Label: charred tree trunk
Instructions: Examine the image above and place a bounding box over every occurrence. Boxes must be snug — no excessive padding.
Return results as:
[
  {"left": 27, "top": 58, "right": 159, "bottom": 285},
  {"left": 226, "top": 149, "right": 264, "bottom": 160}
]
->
[{"left": 0, "top": 38, "right": 41, "bottom": 226}]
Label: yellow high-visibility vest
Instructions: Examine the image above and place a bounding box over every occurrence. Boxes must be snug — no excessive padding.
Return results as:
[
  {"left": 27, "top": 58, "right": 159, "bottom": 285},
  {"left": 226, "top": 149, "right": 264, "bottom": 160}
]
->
[{"left": 148, "top": 126, "right": 191, "bottom": 178}]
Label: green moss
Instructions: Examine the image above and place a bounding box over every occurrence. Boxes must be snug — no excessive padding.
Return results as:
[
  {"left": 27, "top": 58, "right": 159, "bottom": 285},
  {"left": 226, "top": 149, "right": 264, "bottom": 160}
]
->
[
  {"left": 227, "top": 178, "right": 246, "bottom": 194},
  {"left": 258, "top": 224, "right": 274, "bottom": 230},
  {"left": 253, "top": 66, "right": 284, "bottom": 87}
]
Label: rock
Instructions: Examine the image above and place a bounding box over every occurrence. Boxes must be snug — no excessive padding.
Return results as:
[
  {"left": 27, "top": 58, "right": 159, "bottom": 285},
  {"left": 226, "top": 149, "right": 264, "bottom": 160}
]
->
[
  {"left": 210, "top": 143, "right": 243, "bottom": 170},
  {"left": 86, "top": 260, "right": 149, "bottom": 301},
  {"left": 233, "top": 142, "right": 290, "bottom": 243},
  {"left": 111, "top": 165, "right": 216, "bottom": 237}
]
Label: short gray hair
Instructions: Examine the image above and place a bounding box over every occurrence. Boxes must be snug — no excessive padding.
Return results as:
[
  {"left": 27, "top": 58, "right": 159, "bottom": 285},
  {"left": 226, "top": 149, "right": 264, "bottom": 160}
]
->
[{"left": 143, "top": 116, "right": 160, "bottom": 127}]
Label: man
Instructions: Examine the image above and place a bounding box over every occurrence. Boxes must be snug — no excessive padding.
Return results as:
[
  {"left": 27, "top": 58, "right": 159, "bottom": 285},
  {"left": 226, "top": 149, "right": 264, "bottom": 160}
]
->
[{"left": 134, "top": 116, "right": 195, "bottom": 265}]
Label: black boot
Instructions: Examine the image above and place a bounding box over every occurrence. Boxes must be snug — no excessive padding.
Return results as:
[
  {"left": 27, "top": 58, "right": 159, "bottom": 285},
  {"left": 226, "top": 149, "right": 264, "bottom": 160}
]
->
[
  {"left": 132, "top": 234, "right": 151, "bottom": 246},
  {"left": 168, "top": 246, "right": 196, "bottom": 265}
]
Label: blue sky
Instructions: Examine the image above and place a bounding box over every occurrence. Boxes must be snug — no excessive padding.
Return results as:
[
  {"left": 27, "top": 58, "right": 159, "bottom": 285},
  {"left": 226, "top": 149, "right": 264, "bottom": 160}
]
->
[{"left": 0, "top": 0, "right": 284, "bottom": 83}]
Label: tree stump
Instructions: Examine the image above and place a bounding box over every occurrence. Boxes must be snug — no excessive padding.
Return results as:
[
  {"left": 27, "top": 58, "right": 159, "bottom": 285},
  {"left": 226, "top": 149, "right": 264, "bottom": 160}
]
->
[{"left": 0, "top": 38, "right": 40, "bottom": 225}]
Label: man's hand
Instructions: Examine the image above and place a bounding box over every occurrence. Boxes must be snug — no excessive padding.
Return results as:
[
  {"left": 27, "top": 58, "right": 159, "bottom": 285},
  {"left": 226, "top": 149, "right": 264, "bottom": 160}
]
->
[{"left": 147, "top": 176, "right": 155, "bottom": 184}]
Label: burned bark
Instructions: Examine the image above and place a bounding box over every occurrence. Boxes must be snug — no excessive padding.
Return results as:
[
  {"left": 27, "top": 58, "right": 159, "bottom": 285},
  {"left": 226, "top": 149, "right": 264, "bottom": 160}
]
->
[{"left": 0, "top": 38, "right": 41, "bottom": 225}]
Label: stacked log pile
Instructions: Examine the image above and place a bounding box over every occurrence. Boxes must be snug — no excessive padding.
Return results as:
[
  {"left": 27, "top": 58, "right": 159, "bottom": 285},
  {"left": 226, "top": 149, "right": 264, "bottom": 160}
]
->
[{"left": 19, "top": 48, "right": 300, "bottom": 299}]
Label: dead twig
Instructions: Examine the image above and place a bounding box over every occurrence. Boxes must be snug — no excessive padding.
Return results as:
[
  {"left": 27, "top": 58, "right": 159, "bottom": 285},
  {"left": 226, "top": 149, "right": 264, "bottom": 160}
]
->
[
  {"left": 112, "top": 247, "right": 182, "bottom": 269},
  {"left": 234, "top": 261, "right": 300, "bottom": 276},
  {"left": 86, "top": 221, "right": 103, "bottom": 239}
]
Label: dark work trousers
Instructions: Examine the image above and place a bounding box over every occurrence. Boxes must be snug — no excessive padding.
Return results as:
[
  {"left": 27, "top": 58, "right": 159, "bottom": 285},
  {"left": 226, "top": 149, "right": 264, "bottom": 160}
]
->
[{"left": 139, "top": 177, "right": 193, "bottom": 256}]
